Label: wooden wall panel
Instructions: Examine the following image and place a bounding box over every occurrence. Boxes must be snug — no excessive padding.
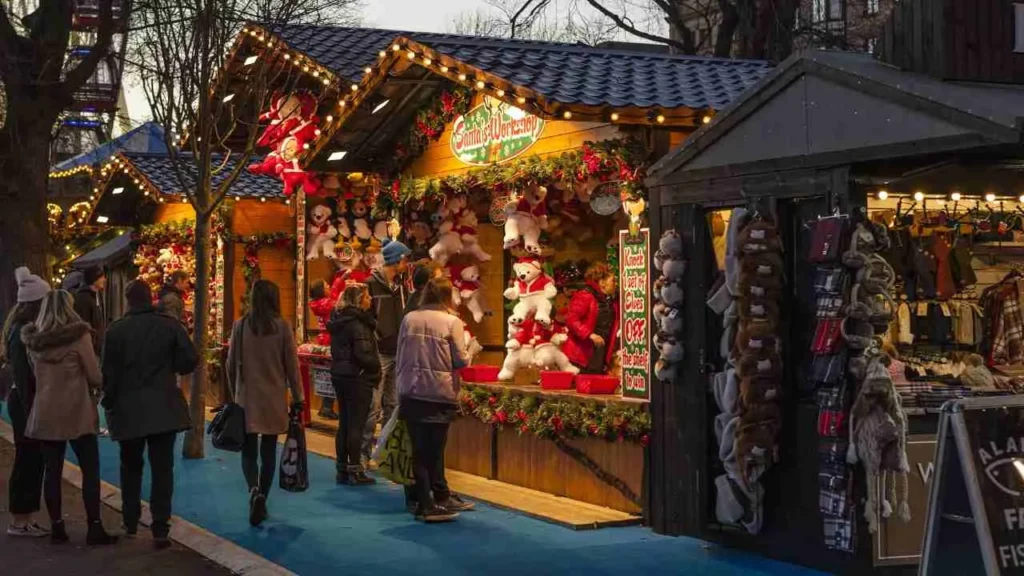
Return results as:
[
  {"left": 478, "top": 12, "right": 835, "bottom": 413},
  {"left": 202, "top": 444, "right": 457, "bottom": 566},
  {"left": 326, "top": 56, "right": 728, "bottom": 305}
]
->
[
  {"left": 445, "top": 417, "right": 493, "bottom": 478},
  {"left": 229, "top": 200, "right": 297, "bottom": 324},
  {"left": 152, "top": 203, "right": 196, "bottom": 223}
]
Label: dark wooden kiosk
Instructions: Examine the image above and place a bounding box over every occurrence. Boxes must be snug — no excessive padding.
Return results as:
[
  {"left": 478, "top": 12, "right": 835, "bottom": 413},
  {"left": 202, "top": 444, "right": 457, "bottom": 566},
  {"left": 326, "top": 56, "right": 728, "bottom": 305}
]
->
[{"left": 644, "top": 10, "right": 1024, "bottom": 572}]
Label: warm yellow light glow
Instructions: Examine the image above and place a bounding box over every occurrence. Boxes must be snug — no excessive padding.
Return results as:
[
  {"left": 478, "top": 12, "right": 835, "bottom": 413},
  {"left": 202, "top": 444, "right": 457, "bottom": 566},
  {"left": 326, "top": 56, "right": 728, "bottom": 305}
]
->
[
  {"left": 458, "top": 73, "right": 467, "bottom": 81},
  {"left": 610, "top": 113, "right": 620, "bottom": 121},
  {"left": 475, "top": 80, "right": 486, "bottom": 89},
  {"left": 656, "top": 114, "right": 665, "bottom": 124},
  {"left": 563, "top": 111, "right": 572, "bottom": 120},
  {"left": 877, "top": 190, "right": 889, "bottom": 200},
  {"left": 914, "top": 191, "right": 925, "bottom": 202},
  {"left": 986, "top": 193, "right": 998, "bottom": 203},
  {"left": 951, "top": 192, "right": 962, "bottom": 201},
  {"left": 702, "top": 115, "right": 712, "bottom": 124}
]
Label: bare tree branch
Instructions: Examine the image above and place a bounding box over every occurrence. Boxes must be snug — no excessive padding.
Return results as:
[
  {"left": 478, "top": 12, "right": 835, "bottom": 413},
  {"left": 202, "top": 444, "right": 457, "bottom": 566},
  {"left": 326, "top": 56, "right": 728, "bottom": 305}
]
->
[
  {"left": 582, "top": 0, "right": 690, "bottom": 51},
  {"left": 63, "top": 0, "right": 117, "bottom": 93}
]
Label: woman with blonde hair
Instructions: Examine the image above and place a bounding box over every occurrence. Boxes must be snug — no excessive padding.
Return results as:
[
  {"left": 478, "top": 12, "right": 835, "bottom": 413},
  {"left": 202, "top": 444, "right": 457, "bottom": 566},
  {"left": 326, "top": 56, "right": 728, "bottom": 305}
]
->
[
  {"left": 328, "top": 283, "right": 380, "bottom": 485},
  {"left": 22, "top": 289, "right": 116, "bottom": 545},
  {"left": 226, "top": 279, "right": 304, "bottom": 527}
]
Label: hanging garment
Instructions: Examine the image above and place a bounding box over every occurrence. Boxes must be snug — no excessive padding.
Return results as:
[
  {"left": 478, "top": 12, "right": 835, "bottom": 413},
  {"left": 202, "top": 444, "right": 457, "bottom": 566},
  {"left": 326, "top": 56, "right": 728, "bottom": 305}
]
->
[
  {"left": 950, "top": 238, "right": 977, "bottom": 289},
  {"left": 897, "top": 302, "right": 914, "bottom": 345},
  {"left": 930, "top": 233, "right": 956, "bottom": 300},
  {"left": 911, "top": 244, "right": 938, "bottom": 300}
]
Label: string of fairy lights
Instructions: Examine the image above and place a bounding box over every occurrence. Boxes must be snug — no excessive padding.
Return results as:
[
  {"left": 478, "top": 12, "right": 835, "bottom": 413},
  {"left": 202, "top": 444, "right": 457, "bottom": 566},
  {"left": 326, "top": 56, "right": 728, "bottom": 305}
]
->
[{"left": 874, "top": 188, "right": 1024, "bottom": 207}]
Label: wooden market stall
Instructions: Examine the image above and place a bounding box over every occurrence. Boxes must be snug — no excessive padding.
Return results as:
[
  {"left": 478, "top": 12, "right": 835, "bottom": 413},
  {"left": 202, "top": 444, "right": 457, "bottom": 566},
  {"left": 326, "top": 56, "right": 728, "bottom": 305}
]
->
[
  {"left": 644, "top": 19, "right": 1024, "bottom": 574},
  {"left": 224, "top": 23, "right": 773, "bottom": 524}
]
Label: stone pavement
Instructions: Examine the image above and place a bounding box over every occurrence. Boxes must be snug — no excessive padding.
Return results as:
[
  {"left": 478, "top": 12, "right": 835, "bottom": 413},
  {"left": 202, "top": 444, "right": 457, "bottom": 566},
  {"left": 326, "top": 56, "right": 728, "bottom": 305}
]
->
[{"left": 0, "top": 438, "right": 231, "bottom": 576}]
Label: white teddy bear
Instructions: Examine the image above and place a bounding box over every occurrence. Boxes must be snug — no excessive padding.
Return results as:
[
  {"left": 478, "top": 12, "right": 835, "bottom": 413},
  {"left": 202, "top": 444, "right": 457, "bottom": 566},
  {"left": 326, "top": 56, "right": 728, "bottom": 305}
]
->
[
  {"left": 503, "top": 184, "right": 548, "bottom": 254},
  {"left": 350, "top": 200, "right": 373, "bottom": 241},
  {"left": 429, "top": 206, "right": 463, "bottom": 266},
  {"left": 464, "top": 328, "right": 483, "bottom": 365},
  {"left": 306, "top": 204, "right": 337, "bottom": 260},
  {"left": 452, "top": 209, "right": 492, "bottom": 262},
  {"left": 531, "top": 322, "right": 579, "bottom": 374},
  {"left": 503, "top": 256, "right": 557, "bottom": 326},
  {"left": 452, "top": 264, "right": 490, "bottom": 323},
  {"left": 498, "top": 318, "right": 536, "bottom": 381}
]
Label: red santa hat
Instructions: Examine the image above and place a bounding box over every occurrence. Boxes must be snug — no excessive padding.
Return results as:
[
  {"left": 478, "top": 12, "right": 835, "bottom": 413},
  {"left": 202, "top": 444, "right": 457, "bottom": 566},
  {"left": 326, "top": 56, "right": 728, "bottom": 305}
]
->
[
  {"left": 447, "top": 264, "right": 465, "bottom": 280},
  {"left": 517, "top": 256, "right": 543, "bottom": 272},
  {"left": 298, "top": 92, "right": 318, "bottom": 116}
]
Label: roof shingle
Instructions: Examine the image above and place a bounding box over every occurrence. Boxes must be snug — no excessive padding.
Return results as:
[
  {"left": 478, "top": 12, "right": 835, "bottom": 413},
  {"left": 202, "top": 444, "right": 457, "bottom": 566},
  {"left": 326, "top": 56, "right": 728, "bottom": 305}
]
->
[{"left": 123, "top": 153, "right": 283, "bottom": 199}]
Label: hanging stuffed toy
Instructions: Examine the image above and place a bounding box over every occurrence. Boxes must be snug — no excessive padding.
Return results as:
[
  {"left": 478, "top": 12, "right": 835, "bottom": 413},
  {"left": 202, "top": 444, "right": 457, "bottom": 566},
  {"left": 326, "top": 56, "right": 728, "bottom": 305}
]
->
[
  {"left": 287, "top": 93, "right": 321, "bottom": 149},
  {"left": 405, "top": 207, "right": 434, "bottom": 261},
  {"left": 256, "top": 92, "right": 304, "bottom": 149},
  {"left": 464, "top": 328, "right": 483, "bottom": 365},
  {"left": 503, "top": 184, "right": 548, "bottom": 254},
  {"left": 350, "top": 200, "right": 373, "bottom": 242},
  {"left": 453, "top": 209, "right": 492, "bottom": 262},
  {"left": 306, "top": 204, "right": 337, "bottom": 260},
  {"left": 429, "top": 206, "right": 464, "bottom": 266},
  {"left": 309, "top": 279, "right": 334, "bottom": 346},
  {"left": 530, "top": 322, "right": 579, "bottom": 374},
  {"left": 451, "top": 264, "right": 490, "bottom": 323},
  {"left": 498, "top": 315, "right": 536, "bottom": 381},
  {"left": 654, "top": 230, "right": 686, "bottom": 280},
  {"left": 504, "top": 256, "right": 557, "bottom": 326},
  {"left": 278, "top": 136, "right": 322, "bottom": 198}
]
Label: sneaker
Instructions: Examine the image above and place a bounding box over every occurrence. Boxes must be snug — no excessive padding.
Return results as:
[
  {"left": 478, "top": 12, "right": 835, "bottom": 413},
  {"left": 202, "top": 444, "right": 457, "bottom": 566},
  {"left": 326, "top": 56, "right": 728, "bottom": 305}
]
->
[
  {"left": 347, "top": 471, "right": 377, "bottom": 486},
  {"left": 249, "top": 494, "right": 268, "bottom": 527},
  {"left": 28, "top": 523, "right": 51, "bottom": 536},
  {"left": 438, "top": 494, "right": 475, "bottom": 512},
  {"left": 153, "top": 534, "right": 171, "bottom": 550},
  {"left": 50, "top": 521, "right": 69, "bottom": 544},
  {"left": 415, "top": 506, "right": 459, "bottom": 523},
  {"left": 121, "top": 524, "right": 138, "bottom": 538},
  {"left": 7, "top": 523, "right": 48, "bottom": 538},
  {"left": 86, "top": 521, "right": 118, "bottom": 546}
]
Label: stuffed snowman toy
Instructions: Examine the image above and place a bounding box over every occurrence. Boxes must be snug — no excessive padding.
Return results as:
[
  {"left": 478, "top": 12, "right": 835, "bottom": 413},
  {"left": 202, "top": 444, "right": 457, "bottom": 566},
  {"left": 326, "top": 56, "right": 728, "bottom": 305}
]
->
[
  {"left": 531, "top": 322, "right": 579, "bottom": 374},
  {"left": 504, "top": 256, "right": 557, "bottom": 326},
  {"left": 498, "top": 316, "right": 536, "bottom": 381},
  {"left": 452, "top": 264, "right": 490, "bottom": 323},
  {"left": 503, "top": 184, "right": 548, "bottom": 254},
  {"left": 306, "top": 204, "right": 337, "bottom": 260}
]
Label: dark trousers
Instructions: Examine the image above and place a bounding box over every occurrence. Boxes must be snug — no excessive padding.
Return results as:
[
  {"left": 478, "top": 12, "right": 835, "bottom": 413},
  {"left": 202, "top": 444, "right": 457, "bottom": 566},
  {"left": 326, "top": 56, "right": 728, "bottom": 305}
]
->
[
  {"left": 406, "top": 421, "right": 450, "bottom": 511},
  {"left": 7, "top": 389, "right": 44, "bottom": 516},
  {"left": 40, "top": 434, "right": 101, "bottom": 525},
  {"left": 333, "top": 379, "right": 374, "bottom": 474},
  {"left": 120, "top": 432, "right": 176, "bottom": 537},
  {"left": 242, "top": 433, "right": 278, "bottom": 497}
]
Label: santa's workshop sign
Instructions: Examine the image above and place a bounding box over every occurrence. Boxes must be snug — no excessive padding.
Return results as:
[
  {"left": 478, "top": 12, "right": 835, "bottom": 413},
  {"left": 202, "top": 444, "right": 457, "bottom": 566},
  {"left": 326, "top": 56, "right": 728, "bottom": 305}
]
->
[
  {"left": 450, "top": 96, "right": 544, "bottom": 166},
  {"left": 619, "top": 228, "right": 651, "bottom": 400}
]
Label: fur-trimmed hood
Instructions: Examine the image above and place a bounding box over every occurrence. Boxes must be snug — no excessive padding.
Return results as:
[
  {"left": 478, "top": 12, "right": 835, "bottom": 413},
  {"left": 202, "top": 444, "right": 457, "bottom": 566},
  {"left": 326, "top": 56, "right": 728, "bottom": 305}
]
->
[{"left": 21, "top": 322, "right": 92, "bottom": 361}]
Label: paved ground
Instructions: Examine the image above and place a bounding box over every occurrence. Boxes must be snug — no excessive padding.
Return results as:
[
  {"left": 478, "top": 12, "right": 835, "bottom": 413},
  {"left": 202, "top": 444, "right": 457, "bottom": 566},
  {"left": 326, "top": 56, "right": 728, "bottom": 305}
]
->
[{"left": 0, "top": 439, "right": 232, "bottom": 576}]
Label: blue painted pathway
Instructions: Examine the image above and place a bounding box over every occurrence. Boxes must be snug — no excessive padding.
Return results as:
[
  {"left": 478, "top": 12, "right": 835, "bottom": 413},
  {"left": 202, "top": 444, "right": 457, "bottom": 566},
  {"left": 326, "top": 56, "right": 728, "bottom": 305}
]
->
[{"left": 8, "top": 410, "right": 830, "bottom": 576}]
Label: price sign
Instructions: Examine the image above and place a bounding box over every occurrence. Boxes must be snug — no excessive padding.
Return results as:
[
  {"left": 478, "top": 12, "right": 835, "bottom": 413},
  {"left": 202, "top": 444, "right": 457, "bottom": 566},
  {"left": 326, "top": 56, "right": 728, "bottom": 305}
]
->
[
  {"left": 312, "top": 366, "right": 335, "bottom": 399},
  {"left": 619, "top": 228, "right": 650, "bottom": 400}
]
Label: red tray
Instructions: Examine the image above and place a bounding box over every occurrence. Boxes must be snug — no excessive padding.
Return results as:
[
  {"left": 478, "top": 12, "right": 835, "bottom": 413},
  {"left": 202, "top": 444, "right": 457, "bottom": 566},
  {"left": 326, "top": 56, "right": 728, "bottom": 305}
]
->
[
  {"left": 459, "top": 365, "right": 500, "bottom": 383},
  {"left": 575, "top": 375, "right": 620, "bottom": 395},
  {"left": 540, "top": 371, "right": 576, "bottom": 390}
]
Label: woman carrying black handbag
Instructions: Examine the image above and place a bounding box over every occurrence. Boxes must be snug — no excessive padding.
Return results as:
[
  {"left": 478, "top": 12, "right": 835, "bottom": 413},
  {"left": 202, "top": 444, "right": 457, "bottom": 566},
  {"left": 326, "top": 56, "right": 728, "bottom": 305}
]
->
[{"left": 226, "top": 280, "right": 304, "bottom": 527}]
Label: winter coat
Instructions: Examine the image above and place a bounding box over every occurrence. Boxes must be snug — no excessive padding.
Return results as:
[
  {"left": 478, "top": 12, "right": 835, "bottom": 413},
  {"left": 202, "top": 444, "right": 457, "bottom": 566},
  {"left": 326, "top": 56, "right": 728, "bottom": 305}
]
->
[
  {"left": 226, "top": 317, "right": 304, "bottom": 435},
  {"left": 396, "top": 306, "right": 469, "bottom": 407},
  {"left": 367, "top": 270, "right": 406, "bottom": 356},
  {"left": 21, "top": 321, "right": 102, "bottom": 441},
  {"left": 101, "top": 306, "right": 197, "bottom": 441},
  {"left": 4, "top": 320, "right": 36, "bottom": 410},
  {"left": 562, "top": 282, "right": 620, "bottom": 369},
  {"left": 73, "top": 286, "right": 105, "bottom": 355},
  {"left": 157, "top": 285, "right": 186, "bottom": 322},
  {"left": 327, "top": 307, "right": 381, "bottom": 387}
]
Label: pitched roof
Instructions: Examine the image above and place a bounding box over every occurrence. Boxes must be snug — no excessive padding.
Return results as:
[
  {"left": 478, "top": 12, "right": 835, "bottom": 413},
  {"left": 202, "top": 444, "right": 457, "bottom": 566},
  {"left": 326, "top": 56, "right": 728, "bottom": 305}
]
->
[
  {"left": 122, "top": 152, "right": 283, "bottom": 198},
  {"left": 50, "top": 121, "right": 168, "bottom": 175},
  {"left": 268, "top": 24, "right": 772, "bottom": 112}
]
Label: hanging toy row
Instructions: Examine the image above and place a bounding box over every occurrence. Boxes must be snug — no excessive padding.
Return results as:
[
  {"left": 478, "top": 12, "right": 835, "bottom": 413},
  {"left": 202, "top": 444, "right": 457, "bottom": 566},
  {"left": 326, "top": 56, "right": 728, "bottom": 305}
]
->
[{"left": 652, "top": 230, "right": 685, "bottom": 383}]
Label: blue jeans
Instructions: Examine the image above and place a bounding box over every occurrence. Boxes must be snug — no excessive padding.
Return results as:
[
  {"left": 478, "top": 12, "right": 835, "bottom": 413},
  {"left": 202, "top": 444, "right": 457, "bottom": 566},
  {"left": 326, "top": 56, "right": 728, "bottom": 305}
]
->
[{"left": 361, "top": 354, "right": 397, "bottom": 461}]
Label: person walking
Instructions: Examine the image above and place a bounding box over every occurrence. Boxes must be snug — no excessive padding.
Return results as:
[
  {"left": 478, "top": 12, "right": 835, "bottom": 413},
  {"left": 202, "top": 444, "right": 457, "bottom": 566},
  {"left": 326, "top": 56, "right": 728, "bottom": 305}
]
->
[
  {"left": 102, "top": 280, "right": 197, "bottom": 549},
  {"left": 225, "top": 280, "right": 304, "bottom": 527},
  {"left": 396, "top": 277, "right": 470, "bottom": 523},
  {"left": 362, "top": 240, "right": 411, "bottom": 465},
  {"left": 22, "top": 290, "right": 117, "bottom": 545},
  {"left": 156, "top": 270, "right": 190, "bottom": 323},
  {"left": 327, "top": 284, "right": 380, "bottom": 486},
  {"left": 72, "top": 266, "right": 107, "bottom": 355},
  {"left": 3, "top": 267, "right": 49, "bottom": 538}
]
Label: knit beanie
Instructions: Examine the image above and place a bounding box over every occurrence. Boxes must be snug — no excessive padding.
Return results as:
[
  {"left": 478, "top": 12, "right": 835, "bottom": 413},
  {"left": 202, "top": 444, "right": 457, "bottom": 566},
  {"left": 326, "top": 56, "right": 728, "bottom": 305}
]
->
[
  {"left": 125, "top": 279, "right": 153, "bottom": 310},
  {"left": 382, "top": 240, "right": 411, "bottom": 266},
  {"left": 83, "top": 265, "right": 106, "bottom": 286},
  {"left": 15, "top": 266, "right": 51, "bottom": 303}
]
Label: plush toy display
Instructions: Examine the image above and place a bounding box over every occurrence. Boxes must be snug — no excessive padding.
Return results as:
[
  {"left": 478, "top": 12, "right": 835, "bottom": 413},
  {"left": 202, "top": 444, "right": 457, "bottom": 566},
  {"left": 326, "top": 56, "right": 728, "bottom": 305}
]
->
[
  {"left": 451, "top": 264, "right": 489, "bottom": 323},
  {"left": 464, "top": 328, "right": 483, "bottom": 364},
  {"left": 503, "top": 184, "right": 548, "bottom": 253},
  {"left": 309, "top": 280, "right": 334, "bottom": 346},
  {"left": 256, "top": 92, "right": 304, "bottom": 149},
  {"left": 279, "top": 136, "right": 322, "bottom": 198},
  {"left": 306, "top": 204, "right": 337, "bottom": 260},
  {"left": 429, "top": 206, "right": 464, "bottom": 265},
  {"left": 504, "top": 256, "right": 557, "bottom": 326},
  {"left": 530, "top": 322, "right": 579, "bottom": 374},
  {"left": 452, "top": 209, "right": 492, "bottom": 262},
  {"left": 350, "top": 200, "right": 373, "bottom": 241},
  {"left": 498, "top": 316, "right": 537, "bottom": 381}
]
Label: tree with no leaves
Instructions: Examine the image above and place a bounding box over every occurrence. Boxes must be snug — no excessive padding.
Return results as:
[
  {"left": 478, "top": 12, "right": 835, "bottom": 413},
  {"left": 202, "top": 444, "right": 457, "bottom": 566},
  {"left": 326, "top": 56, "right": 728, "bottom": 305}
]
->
[
  {"left": 0, "top": 1, "right": 119, "bottom": 312},
  {"left": 130, "top": 0, "right": 358, "bottom": 459}
]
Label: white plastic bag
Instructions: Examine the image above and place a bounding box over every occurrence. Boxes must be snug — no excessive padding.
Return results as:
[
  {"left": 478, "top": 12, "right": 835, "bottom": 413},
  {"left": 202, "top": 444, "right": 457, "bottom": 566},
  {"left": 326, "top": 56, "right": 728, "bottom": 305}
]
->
[{"left": 371, "top": 407, "right": 400, "bottom": 462}]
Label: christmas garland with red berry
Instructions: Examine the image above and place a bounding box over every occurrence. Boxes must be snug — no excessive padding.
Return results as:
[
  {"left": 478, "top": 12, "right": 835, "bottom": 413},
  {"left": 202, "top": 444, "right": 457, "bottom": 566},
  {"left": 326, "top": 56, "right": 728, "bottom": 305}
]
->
[{"left": 382, "top": 86, "right": 472, "bottom": 176}]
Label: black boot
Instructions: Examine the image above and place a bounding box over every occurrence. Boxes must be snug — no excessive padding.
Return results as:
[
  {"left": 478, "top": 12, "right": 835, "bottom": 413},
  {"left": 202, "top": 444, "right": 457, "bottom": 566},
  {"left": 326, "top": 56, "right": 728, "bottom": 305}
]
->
[
  {"left": 86, "top": 521, "right": 118, "bottom": 546},
  {"left": 249, "top": 493, "right": 268, "bottom": 527},
  {"left": 50, "top": 520, "right": 69, "bottom": 544}
]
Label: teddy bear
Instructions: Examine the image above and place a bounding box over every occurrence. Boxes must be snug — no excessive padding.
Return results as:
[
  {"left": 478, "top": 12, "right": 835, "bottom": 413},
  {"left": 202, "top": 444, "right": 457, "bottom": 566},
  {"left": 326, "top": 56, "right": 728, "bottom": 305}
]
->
[
  {"left": 452, "top": 209, "right": 492, "bottom": 262},
  {"left": 504, "top": 256, "right": 557, "bottom": 326},
  {"left": 498, "top": 316, "right": 536, "bottom": 381},
  {"left": 350, "top": 200, "right": 373, "bottom": 241},
  {"left": 530, "top": 322, "right": 579, "bottom": 374},
  {"left": 429, "top": 208, "right": 464, "bottom": 266},
  {"left": 306, "top": 204, "right": 337, "bottom": 260},
  {"left": 451, "top": 264, "right": 490, "bottom": 323},
  {"left": 653, "top": 301, "right": 684, "bottom": 335},
  {"left": 503, "top": 184, "right": 548, "bottom": 254},
  {"left": 157, "top": 247, "right": 174, "bottom": 269},
  {"left": 405, "top": 208, "right": 434, "bottom": 260},
  {"left": 286, "top": 93, "right": 320, "bottom": 150},
  {"left": 464, "top": 328, "right": 483, "bottom": 365}
]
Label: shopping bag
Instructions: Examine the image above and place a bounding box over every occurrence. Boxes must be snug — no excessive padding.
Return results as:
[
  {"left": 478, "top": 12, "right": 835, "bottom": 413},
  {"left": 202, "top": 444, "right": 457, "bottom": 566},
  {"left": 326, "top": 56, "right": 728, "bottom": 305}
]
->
[
  {"left": 377, "top": 419, "right": 414, "bottom": 486},
  {"left": 371, "top": 408, "right": 400, "bottom": 462},
  {"left": 207, "top": 403, "right": 245, "bottom": 452},
  {"left": 279, "top": 409, "right": 309, "bottom": 492}
]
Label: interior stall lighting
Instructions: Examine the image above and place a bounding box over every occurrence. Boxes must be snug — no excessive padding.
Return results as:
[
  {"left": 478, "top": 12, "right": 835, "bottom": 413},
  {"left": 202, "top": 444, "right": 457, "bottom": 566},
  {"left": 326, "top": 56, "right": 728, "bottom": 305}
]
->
[
  {"left": 913, "top": 191, "right": 925, "bottom": 202},
  {"left": 243, "top": 55, "right": 258, "bottom": 66},
  {"left": 1019, "top": 195, "right": 1024, "bottom": 204},
  {"left": 986, "top": 193, "right": 998, "bottom": 203},
  {"left": 328, "top": 151, "right": 348, "bottom": 162},
  {"left": 96, "top": 215, "right": 109, "bottom": 224},
  {"left": 876, "top": 189, "right": 889, "bottom": 200},
  {"left": 950, "top": 192, "right": 962, "bottom": 201},
  {"left": 372, "top": 99, "right": 390, "bottom": 114},
  {"left": 112, "top": 187, "right": 124, "bottom": 195},
  {"left": 222, "top": 93, "right": 235, "bottom": 103}
]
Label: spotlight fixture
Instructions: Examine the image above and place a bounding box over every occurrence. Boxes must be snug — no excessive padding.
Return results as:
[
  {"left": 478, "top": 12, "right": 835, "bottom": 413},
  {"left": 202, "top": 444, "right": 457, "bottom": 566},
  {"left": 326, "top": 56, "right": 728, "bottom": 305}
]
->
[
  {"left": 877, "top": 190, "right": 889, "bottom": 200},
  {"left": 986, "top": 192, "right": 997, "bottom": 203},
  {"left": 913, "top": 191, "right": 925, "bottom": 202},
  {"left": 951, "top": 192, "right": 962, "bottom": 201}
]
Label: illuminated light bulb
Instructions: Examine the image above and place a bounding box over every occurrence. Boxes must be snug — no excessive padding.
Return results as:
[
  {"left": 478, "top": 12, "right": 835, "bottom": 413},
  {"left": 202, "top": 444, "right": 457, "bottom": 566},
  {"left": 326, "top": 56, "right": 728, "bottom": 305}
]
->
[
  {"left": 423, "top": 58, "right": 432, "bottom": 66},
  {"left": 379, "top": 51, "right": 387, "bottom": 58},
  {"left": 951, "top": 192, "right": 962, "bottom": 201},
  {"left": 496, "top": 89, "right": 505, "bottom": 97},
  {"left": 407, "top": 50, "right": 415, "bottom": 60},
  {"left": 312, "top": 70, "right": 319, "bottom": 77},
  {"left": 610, "top": 112, "right": 620, "bottom": 121},
  {"left": 440, "top": 65, "right": 449, "bottom": 73},
  {"left": 314, "top": 129, "right": 322, "bottom": 136},
  {"left": 517, "top": 96, "right": 526, "bottom": 105},
  {"left": 914, "top": 191, "right": 925, "bottom": 202},
  {"left": 1019, "top": 195, "right": 1024, "bottom": 204},
  {"left": 476, "top": 80, "right": 486, "bottom": 90},
  {"left": 656, "top": 114, "right": 665, "bottom": 124},
  {"left": 283, "top": 54, "right": 291, "bottom": 60},
  {"left": 877, "top": 190, "right": 889, "bottom": 200},
  {"left": 986, "top": 192, "right": 997, "bottom": 203},
  {"left": 326, "top": 115, "right": 334, "bottom": 122},
  {"left": 339, "top": 100, "right": 346, "bottom": 107},
  {"left": 563, "top": 111, "right": 572, "bottom": 120},
  {"left": 458, "top": 73, "right": 467, "bottom": 81},
  {"left": 350, "top": 84, "right": 359, "bottom": 92},
  {"left": 302, "top": 65, "right": 309, "bottom": 72},
  {"left": 364, "top": 67, "right": 372, "bottom": 74},
  {"left": 392, "top": 44, "right": 400, "bottom": 52},
  {"left": 260, "top": 197, "right": 267, "bottom": 203},
  {"left": 702, "top": 115, "right": 712, "bottom": 124},
  {"left": 303, "top": 143, "right": 310, "bottom": 150}
]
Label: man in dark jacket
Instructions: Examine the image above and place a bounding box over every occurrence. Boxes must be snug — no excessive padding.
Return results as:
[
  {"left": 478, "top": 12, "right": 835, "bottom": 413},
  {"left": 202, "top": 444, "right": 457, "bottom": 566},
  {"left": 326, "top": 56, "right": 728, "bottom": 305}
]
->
[
  {"left": 101, "top": 279, "right": 197, "bottom": 549},
  {"left": 362, "top": 240, "right": 411, "bottom": 464},
  {"left": 156, "top": 270, "right": 190, "bottom": 323},
  {"left": 73, "top": 266, "right": 107, "bottom": 355}
]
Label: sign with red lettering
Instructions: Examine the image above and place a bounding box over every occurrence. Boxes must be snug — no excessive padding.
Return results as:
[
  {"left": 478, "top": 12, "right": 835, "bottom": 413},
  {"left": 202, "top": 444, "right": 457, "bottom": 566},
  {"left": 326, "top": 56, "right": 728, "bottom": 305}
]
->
[
  {"left": 619, "top": 228, "right": 650, "bottom": 400},
  {"left": 450, "top": 96, "right": 545, "bottom": 166}
]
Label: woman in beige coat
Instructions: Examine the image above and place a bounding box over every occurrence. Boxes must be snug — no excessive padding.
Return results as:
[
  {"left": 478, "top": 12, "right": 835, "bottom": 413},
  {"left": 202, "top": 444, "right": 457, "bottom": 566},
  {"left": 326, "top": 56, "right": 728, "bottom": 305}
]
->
[
  {"left": 226, "top": 280, "right": 304, "bottom": 527},
  {"left": 22, "top": 290, "right": 116, "bottom": 545}
]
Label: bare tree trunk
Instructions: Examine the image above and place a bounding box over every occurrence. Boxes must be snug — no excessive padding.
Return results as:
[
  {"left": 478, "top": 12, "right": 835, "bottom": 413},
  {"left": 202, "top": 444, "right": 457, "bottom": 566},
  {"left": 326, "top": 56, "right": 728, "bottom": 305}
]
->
[
  {"left": 716, "top": 0, "right": 740, "bottom": 57},
  {"left": 182, "top": 211, "right": 212, "bottom": 459}
]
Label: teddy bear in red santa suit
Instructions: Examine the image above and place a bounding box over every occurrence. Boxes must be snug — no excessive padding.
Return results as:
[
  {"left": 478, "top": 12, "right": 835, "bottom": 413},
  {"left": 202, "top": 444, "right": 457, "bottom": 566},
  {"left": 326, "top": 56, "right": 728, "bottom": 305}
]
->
[
  {"left": 503, "top": 184, "right": 548, "bottom": 254},
  {"left": 504, "top": 256, "right": 557, "bottom": 326},
  {"left": 450, "top": 263, "right": 490, "bottom": 323},
  {"left": 530, "top": 321, "right": 579, "bottom": 374},
  {"left": 498, "top": 315, "right": 537, "bottom": 381}
]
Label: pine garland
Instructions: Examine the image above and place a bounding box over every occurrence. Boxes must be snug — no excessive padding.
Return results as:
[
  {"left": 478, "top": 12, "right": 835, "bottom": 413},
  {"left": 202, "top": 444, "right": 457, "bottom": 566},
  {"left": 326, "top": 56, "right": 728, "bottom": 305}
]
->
[
  {"left": 383, "top": 86, "right": 472, "bottom": 176},
  {"left": 231, "top": 232, "right": 295, "bottom": 314}
]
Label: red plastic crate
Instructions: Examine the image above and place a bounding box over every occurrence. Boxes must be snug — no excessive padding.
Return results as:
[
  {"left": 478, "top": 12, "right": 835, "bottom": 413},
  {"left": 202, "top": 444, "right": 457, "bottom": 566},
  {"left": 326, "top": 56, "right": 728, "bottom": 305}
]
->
[
  {"left": 575, "top": 375, "right": 620, "bottom": 395},
  {"left": 459, "top": 365, "right": 500, "bottom": 383},
  {"left": 540, "top": 371, "right": 576, "bottom": 390}
]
